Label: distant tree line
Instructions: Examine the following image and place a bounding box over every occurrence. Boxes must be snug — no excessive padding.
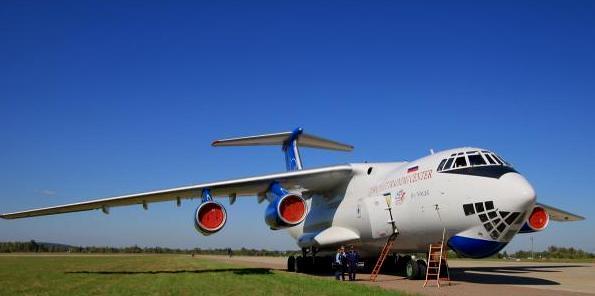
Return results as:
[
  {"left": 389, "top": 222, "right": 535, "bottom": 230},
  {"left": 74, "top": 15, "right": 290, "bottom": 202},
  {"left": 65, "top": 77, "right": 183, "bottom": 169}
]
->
[
  {"left": 500, "top": 246, "right": 595, "bottom": 260},
  {"left": 0, "top": 241, "right": 298, "bottom": 256},
  {"left": 1, "top": 241, "right": 591, "bottom": 260}
]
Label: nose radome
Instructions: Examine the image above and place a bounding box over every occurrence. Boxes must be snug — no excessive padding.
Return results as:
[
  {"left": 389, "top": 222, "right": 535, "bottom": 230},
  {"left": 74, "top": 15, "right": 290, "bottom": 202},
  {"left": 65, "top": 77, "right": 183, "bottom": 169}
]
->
[{"left": 500, "top": 173, "right": 536, "bottom": 210}]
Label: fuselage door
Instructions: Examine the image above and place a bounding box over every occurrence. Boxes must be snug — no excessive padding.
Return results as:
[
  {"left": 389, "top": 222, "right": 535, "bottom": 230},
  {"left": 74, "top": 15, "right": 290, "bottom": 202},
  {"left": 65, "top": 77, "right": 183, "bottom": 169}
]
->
[{"left": 364, "top": 192, "right": 397, "bottom": 239}]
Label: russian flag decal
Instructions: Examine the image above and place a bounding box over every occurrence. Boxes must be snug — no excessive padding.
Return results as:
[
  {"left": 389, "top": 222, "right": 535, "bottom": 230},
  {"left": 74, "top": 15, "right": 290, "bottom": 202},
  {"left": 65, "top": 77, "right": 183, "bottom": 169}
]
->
[{"left": 407, "top": 166, "right": 419, "bottom": 173}]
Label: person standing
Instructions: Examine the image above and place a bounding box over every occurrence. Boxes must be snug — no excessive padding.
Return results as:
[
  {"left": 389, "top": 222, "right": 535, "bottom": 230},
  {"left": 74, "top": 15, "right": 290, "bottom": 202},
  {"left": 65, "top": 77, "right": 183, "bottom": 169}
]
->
[
  {"left": 346, "top": 245, "right": 360, "bottom": 281},
  {"left": 334, "top": 247, "right": 346, "bottom": 280}
]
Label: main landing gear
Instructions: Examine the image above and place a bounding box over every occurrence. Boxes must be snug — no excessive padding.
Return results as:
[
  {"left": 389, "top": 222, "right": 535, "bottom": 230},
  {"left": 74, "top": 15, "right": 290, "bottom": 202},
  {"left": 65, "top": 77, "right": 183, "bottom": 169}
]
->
[
  {"left": 287, "top": 249, "right": 431, "bottom": 280},
  {"left": 369, "top": 254, "right": 428, "bottom": 280},
  {"left": 287, "top": 247, "right": 333, "bottom": 274}
]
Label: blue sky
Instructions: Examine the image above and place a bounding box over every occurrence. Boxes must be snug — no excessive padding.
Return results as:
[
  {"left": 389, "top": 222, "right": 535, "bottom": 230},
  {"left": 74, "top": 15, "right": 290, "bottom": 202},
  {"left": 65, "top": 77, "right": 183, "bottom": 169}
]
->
[{"left": 0, "top": 1, "right": 594, "bottom": 252}]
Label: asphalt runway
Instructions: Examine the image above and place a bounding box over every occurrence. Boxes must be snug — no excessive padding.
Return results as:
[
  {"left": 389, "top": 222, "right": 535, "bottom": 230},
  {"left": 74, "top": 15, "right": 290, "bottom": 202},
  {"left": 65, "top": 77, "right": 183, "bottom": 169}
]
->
[{"left": 202, "top": 255, "right": 595, "bottom": 296}]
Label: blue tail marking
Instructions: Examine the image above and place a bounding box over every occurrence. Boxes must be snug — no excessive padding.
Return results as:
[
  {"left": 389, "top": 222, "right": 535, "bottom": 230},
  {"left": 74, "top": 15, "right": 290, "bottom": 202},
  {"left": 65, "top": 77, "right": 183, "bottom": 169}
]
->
[{"left": 283, "top": 127, "right": 303, "bottom": 171}]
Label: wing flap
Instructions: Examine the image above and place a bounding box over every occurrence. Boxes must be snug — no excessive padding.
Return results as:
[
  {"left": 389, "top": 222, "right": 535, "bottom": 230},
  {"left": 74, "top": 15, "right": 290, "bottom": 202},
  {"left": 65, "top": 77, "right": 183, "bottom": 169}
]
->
[{"left": 0, "top": 165, "right": 352, "bottom": 219}]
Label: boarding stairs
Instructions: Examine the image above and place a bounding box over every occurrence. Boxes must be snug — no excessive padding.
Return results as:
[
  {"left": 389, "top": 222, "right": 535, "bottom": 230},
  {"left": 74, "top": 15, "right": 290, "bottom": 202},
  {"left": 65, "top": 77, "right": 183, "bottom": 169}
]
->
[
  {"left": 370, "top": 233, "right": 398, "bottom": 282},
  {"left": 370, "top": 193, "right": 400, "bottom": 282},
  {"left": 423, "top": 229, "right": 450, "bottom": 287}
]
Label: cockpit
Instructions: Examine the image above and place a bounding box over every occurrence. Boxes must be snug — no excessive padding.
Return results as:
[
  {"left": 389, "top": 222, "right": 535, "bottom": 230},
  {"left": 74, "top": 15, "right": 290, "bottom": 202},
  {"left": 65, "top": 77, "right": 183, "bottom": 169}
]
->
[{"left": 437, "top": 150, "right": 516, "bottom": 178}]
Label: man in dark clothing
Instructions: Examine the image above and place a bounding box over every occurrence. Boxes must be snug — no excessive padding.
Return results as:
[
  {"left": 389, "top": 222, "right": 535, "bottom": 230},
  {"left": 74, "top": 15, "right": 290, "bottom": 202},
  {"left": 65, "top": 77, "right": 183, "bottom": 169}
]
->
[
  {"left": 334, "top": 247, "right": 346, "bottom": 280},
  {"left": 346, "top": 246, "right": 360, "bottom": 281}
]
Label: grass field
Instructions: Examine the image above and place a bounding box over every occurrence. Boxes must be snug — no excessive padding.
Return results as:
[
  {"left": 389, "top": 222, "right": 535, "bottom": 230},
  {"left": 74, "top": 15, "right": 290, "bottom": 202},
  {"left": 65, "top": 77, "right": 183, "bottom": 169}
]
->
[{"left": 0, "top": 254, "right": 410, "bottom": 296}]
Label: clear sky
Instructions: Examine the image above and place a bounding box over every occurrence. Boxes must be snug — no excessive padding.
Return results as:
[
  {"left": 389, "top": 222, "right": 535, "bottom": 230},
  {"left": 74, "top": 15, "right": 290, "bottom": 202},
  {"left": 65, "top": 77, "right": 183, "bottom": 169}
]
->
[{"left": 1, "top": 1, "right": 594, "bottom": 252}]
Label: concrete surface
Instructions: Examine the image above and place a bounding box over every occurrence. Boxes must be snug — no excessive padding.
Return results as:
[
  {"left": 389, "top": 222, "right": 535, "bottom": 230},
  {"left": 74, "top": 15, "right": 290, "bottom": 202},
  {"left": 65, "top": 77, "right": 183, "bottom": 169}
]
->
[{"left": 202, "top": 255, "right": 595, "bottom": 296}]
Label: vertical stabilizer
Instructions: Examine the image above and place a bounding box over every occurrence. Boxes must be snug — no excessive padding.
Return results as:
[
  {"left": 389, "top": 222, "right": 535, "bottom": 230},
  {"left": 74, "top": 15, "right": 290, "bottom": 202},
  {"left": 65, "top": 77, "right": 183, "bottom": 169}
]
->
[{"left": 282, "top": 128, "right": 303, "bottom": 171}]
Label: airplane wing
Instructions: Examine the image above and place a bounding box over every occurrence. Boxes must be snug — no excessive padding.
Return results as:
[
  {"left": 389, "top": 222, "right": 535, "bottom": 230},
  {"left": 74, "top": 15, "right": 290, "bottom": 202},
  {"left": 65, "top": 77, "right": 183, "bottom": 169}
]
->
[
  {"left": 537, "top": 202, "right": 585, "bottom": 221},
  {"left": 0, "top": 165, "right": 353, "bottom": 219}
]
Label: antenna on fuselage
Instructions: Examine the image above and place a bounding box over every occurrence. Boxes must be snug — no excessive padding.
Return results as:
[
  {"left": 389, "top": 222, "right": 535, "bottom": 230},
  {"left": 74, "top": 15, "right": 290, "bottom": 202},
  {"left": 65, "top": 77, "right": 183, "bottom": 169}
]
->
[{"left": 430, "top": 149, "right": 435, "bottom": 155}]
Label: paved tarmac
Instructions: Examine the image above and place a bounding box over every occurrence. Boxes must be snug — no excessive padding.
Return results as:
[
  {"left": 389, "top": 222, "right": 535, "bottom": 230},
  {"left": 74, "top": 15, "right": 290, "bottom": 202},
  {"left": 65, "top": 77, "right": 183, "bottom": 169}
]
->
[{"left": 202, "top": 255, "right": 595, "bottom": 296}]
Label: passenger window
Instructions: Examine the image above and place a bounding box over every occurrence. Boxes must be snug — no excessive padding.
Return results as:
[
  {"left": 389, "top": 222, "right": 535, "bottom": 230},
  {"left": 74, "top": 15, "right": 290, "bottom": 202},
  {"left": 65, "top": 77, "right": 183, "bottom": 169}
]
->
[
  {"left": 454, "top": 156, "right": 467, "bottom": 168},
  {"left": 443, "top": 158, "right": 454, "bottom": 170},
  {"left": 468, "top": 154, "right": 486, "bottom": 166},
  {"left": 484, "top": 154, "right": 497, "bottom": 164},
  {"left": 437, "top": 159, "right": 447, "bottom": 171}
]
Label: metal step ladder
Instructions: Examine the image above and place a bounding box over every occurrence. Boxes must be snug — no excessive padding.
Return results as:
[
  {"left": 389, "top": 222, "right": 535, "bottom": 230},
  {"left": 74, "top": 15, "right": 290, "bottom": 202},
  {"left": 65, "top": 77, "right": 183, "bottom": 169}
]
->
[
  {"left": 370, "top": 192, "right": 399, "bottom": 282},
  {"left": 423, "top": 229, "right": 450, "bottom": 287},
  {"left": 370, "top": 233, "right": 398, "bottom": 282}
]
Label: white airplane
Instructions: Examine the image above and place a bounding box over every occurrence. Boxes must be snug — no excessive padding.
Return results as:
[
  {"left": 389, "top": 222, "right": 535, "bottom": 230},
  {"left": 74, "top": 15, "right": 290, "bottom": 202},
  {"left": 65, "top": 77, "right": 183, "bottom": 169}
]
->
[{"left": 1, "top": 128, "right": 584, "bottom": 279}]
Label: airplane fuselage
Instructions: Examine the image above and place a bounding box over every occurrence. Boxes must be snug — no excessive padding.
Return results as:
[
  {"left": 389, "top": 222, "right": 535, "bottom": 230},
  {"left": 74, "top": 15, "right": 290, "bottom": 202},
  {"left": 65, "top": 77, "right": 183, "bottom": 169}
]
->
[{"left": 288, "top": 147, "right": 536, "bottom": 258}]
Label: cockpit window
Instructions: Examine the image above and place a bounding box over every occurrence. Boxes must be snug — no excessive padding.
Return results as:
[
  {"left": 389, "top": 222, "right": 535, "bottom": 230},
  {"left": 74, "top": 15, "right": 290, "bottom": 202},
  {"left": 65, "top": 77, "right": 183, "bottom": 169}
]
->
[
  {"left": 437, "top": 150, "right": 512, "bottom": 172},
  {"left": 490, "top": 154, "right": 502, "bottom": 165},
  {"left": 493, "top": 154, "right": 509, "bottom": 166},
  {"left": 454, "top": 156, "right": 467, "bottom": 168},
  {"left": 437, "top": 159, "right": 447, "bottom": 171},
  {"left": 443, "top": 158, "right": 454, "bottom": 170},
  {"left": 484, "top": 154, "right": 497, "bottom": 164},
  {"left": 468, "top": 154, "right": 486, "bottom": 166}
]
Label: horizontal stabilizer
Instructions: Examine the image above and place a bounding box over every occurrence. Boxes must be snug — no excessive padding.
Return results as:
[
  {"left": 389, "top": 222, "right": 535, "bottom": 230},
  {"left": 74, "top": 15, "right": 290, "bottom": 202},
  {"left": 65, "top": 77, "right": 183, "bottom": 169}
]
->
[
  {"left": 538, "top": 203, "right": 585, "bottom": 221},
  {"left": 212, "top": 130, "right": 353, "bottom": 152}
]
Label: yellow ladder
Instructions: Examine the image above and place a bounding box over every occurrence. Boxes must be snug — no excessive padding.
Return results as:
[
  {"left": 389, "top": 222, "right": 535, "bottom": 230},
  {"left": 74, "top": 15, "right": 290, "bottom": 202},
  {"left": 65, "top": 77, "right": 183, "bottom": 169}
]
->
[
  {"left": 370, "top": 233, "right": 398, "bottom": 282},
  {"left": 423, "top": 230, "right": 450, "bottom": 287}
]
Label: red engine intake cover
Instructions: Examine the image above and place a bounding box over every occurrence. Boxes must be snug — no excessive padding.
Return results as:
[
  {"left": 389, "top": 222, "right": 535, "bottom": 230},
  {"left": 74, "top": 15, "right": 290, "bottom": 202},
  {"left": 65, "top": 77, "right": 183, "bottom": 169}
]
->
[
  {"left": 527, "top": 206, "right": 549, "bottom": 231},
  {"left": 278, "top": 195, "right": 306, "bottom": 224},
  {"left": 194, "top": 201, "right": 227, "bottom": 235}
]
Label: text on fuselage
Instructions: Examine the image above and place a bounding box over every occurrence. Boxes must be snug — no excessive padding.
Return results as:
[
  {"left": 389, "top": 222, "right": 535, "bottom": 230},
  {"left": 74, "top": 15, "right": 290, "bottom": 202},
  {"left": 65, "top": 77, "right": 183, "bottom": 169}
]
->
[{"left": 368, "top": 169, "right": 433, "bottom": 196}]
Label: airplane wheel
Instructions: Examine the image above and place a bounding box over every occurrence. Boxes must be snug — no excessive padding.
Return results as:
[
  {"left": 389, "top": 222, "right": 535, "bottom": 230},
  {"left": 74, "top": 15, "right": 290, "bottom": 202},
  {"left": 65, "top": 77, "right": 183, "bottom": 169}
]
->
[
  {"left": 287, "top": 256, "right": 295, "bottom": 272},
  {"left": 295, "top": 256, "right": 304, "bottom": 273},
  {"left": 397, "top": 255, "right": 411, "bottom": 276},
  {"left": 303, "top": 256, "right": 314, "bottom": 273},
  {"left": 405, "top": 258, "right": 419, "bottom": 280},
  {"left": 416, "top": 259, "right": 427, "bottom": 279}
]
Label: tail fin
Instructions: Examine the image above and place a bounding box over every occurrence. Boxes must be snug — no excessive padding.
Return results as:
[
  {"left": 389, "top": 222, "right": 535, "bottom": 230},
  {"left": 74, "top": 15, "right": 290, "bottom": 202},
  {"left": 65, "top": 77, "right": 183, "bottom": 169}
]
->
[{"left": 212, "top": 127, "right": 353, "bottom": 171}]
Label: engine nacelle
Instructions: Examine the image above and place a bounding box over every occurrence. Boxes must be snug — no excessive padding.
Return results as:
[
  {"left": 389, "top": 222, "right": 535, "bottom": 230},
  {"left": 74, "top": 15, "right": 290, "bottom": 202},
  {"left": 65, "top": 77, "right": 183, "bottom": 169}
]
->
[
  {"left": 264, "top": 182, "right": 307, "bottom": 230},
  {"left": 194, "top": 200, "right": 227, "bottom": 236},
  {"left": 519, "top": 206, "right": 549, "bottom": 233}
]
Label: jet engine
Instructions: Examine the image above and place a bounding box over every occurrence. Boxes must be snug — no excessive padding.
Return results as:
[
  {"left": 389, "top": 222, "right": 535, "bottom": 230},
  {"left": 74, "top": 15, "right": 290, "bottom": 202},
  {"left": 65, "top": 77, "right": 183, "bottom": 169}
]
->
[
  {"left": 194, "top": 198, "right": 227, "bottom": 236},
  {"left": 519, "top": 205, "right": 549, "bottom": 233},
  {"left": 265, "top": 182, "right": 307, "bottom": 230}
]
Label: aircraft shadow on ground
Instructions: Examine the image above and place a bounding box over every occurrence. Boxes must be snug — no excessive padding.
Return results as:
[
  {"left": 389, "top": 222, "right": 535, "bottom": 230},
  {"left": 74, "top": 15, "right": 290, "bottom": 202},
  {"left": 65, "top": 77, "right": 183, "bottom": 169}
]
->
[
  {"left": 450, "top": 265, "right": 584, "bottom": 285},
  {"left": 66, "top": 268, "right": 272, "bottom": 276}
]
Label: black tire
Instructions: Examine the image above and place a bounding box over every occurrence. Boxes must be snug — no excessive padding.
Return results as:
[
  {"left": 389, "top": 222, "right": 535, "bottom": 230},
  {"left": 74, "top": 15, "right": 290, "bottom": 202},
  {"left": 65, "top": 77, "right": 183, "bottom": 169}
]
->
[
  {"left": 405, "top": 258, "right": 419, "bottom": 280},
  {"left": 397, "top": 255, "right": 411, "bottom": 276},
  {"left": 303, "top": 256, "right": 314, "bottom": 273},
  {"left": 383, "top": 255, "right": 396, "bottom": 273},
  {"left": 287, "top": 256, "right": 295, "bottom": 272},
  {"left": 416, "top": 259, "right": 427, "bottom": 280},
  {"left": 440, "top": 259, "right": 449, "bottom": 277},
  {"left": 295, "top": 256, "right": 304, "bottom": 273}
]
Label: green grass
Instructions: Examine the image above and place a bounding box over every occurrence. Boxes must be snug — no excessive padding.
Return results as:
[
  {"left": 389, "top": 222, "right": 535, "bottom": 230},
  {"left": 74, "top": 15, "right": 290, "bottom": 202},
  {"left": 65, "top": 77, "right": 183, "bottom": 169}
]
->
[{"left": 0, "top": 254, "right": 410, "bottom": 296}]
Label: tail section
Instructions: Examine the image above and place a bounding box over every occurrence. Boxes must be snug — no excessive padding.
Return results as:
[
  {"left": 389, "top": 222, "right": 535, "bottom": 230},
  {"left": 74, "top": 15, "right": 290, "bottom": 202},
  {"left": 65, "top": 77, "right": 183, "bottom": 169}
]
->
[{"left": 212, "top": 127, "right": 353, "bottom": 171}]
